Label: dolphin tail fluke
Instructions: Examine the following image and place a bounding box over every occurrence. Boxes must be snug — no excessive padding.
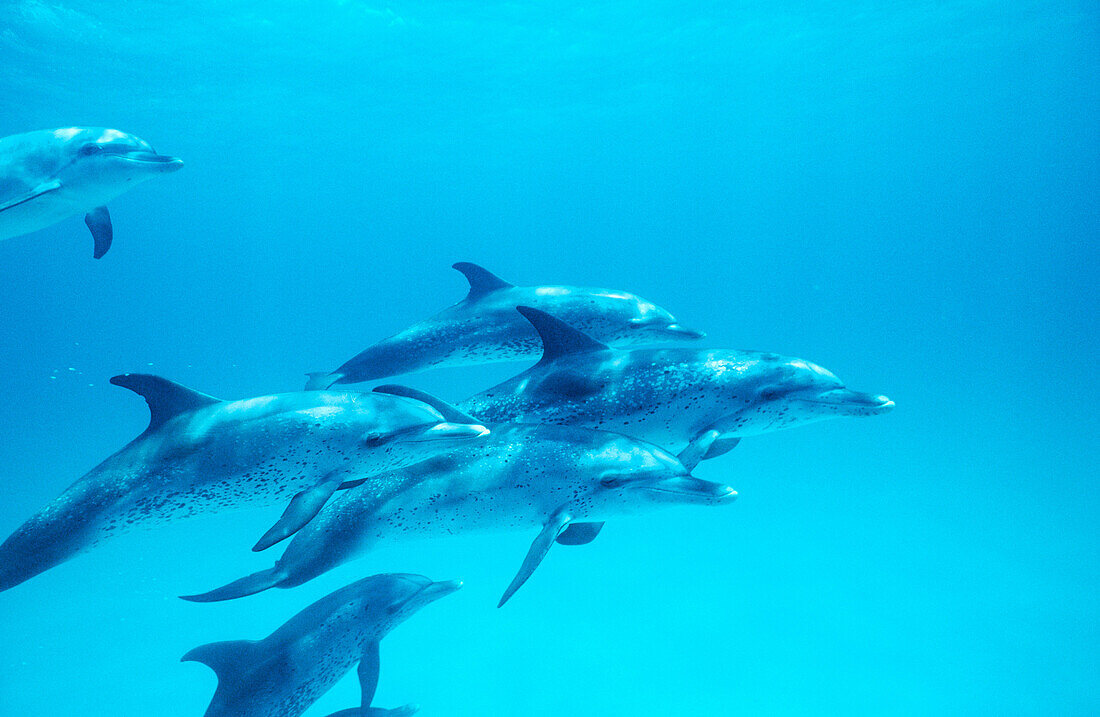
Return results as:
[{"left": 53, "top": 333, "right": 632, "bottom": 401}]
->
[
  {"left": 180, "top": 565, "right": 287, "bottom": 603},
  {"left": 305, "top": 372, "right": 340, "bottom": 391}
]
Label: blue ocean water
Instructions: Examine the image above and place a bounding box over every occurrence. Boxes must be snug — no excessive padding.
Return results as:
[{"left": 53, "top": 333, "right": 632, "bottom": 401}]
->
[{"left": 0, "top": 0, "right": 1097, "bottom": 714}]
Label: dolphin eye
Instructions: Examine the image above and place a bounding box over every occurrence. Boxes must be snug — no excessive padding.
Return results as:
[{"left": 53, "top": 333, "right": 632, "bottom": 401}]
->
[
  {"left": 77, "top": 143, "right": 101, "bottom": 156},
  {"left": 760, "top": 388, "right": 782, "bottom": 401},
  {"left": 600, "top": 475, "right": 625, "bottom": 488}
]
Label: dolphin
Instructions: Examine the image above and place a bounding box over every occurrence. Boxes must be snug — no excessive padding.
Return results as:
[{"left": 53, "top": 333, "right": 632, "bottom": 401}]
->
[
  {"left": 183, "top": 573, "right": 460, "bottom": 717},
  {"left": 455, "top": 306, "right": 894, "bottom": 461},
  {"left": 182, "top": 408, "right": 736, "bottom": 607},
  {"left": 0, "top": 375, "right": 488, "bottom": 593},
  {"left": 0, "top": 128, "right": 183, "bottom": 258},
  {"left": 304, "top": 262, "right": 703, "bottom": 389}
]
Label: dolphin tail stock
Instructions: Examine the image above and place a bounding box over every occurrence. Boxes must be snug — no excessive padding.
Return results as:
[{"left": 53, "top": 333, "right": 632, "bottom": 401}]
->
[
  {"left": 305, "top": 372, "right": 340, "bottom": 391},
  {"left": 180, "top": 564, "right": 288, "bottom": 603}
]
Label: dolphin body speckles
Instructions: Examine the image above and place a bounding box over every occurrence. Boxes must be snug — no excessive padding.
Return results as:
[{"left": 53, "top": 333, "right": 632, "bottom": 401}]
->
[
  {"left": 183, "top": 573, "right": 460, "bottom": 717},
  {"left": 0, "top": 375, "right": 488, "bottom": 593},
  {"left": 457, "top": 307, "right": 895, "bottom": 461},
  {"left": 304, "top": 262, "right": 703, "bottom": 389},
  {"left": 182, "top": 417, "right": 735, "bottom": 607},
  {"left": 0, "top": 128, "right": 183, "bottom": 257}
]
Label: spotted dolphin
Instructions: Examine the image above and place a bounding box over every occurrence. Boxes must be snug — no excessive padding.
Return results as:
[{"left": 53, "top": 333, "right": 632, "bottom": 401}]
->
[
  {"left": 304, "top": 262, "right": 703, "bottom": 389},
  {"left": 182, "top": 407, "right": 736, "bottom": 607},
  {"left": 0, "top": 375, "right": 488, "bottom": 592},
  {"left": 457, "top": 307, "right": 894, "bottom": 461},
  {"left": 183, "top": 573, "right": 460, "bottom": 717},
  {"left": 0, "top": 128, "right": 183, "bottom": 258}
]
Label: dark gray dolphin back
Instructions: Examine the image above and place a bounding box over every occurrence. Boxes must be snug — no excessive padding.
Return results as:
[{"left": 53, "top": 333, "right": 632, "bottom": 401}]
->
[
  {"left": 515, "top": 305, "right": 610, "bottom": 365},
  {"left": 109, "top": 373, "right": 222, "bottom": 432},
  {"left": 453, "top": 261, "right": 513, "bottom": 300}
]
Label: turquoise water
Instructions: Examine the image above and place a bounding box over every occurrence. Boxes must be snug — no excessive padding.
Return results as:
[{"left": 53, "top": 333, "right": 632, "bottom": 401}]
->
[{"left": 1, "top": 1, "right": 1097, "bottom": 714}]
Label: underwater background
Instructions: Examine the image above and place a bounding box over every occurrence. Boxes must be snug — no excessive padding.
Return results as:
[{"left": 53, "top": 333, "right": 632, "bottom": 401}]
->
[{"left": 0, "top": 1, "right": 1097, "bottom": 714}]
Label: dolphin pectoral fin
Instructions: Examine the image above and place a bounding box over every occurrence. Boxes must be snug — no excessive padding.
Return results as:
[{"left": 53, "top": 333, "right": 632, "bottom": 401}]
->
[
  {"left": 556, "top": 521, "right": 604, "bottom": 545},
  {"left": 678, "top": 430, "right": 722, "bottom": 472},
  {"left": 372, "top": 384, "right": 483, "bottom": 424},
  {"left": 0, "top": 179, "right": 61, "bottom": 212},
  {"left": 180, "top": 565, "right": 286, "bottom": 603},
  {"left": 305, "top": 372, "right": 340, "bottom": 390},
  {"left": 498, "top": 508, "right": 573, "bottom": 608},
  {"left": 357, "top": 641, "right": 382, "bottom": 711},
  {"left": 85, "top": 205, "right": 113, "bottom": 258},
  {"left": 453, "top": 261, "right": 513, "bottom": 300},
  {"left": 253, "top": 479, "right": 343, "bottom": 552},
  {"left": 704, "top": 436, "right": 740, "bottom": 459}
]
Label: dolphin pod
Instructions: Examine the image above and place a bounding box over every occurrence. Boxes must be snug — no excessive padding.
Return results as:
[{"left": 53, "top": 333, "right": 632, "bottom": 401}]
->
[
  {"left": 0, "top": 128, "right": 183, "bottom": 257},
  {"left": 2, "top": 248, "right": 893, "bottom": 713},
  {"left": 455, "top": 306, "right": 894, "bottom": 460},
  {"left": 182, "top": 573, "right": 460, "bottom": 717},
  {"left": 0, "top": 374, "right": 488, "bottom": 593},
  {"left": 304, "top": 262, "right": 705, "bottom": 389},
  {"left": 179, "top": 420, "right": 736, "bottom": 607}
]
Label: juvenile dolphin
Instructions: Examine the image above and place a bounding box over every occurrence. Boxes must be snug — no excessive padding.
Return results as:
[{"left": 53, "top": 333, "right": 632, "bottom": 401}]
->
[
  {"left": 457, "top": 307, "right": 894, "bottom": 461},
  {"left": 0, "top": 375, "right": 488, "bottom": 592},
  {"left": 0, "top": 128, "right": 183, "bottom": 257},
  {"left": 183, "top": 412, "right": 736, "bottom": 607},
  {"left": 304, "top": 262, "right": 703, "bottom": 389},
  {"left": 183, "top": 573, "right": 460, "bottom": 717}
]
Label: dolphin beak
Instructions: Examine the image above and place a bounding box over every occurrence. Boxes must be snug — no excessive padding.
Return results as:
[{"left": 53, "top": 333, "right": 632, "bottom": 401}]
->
[
  {"left": 811, "top": 389, "right": 895, "bottom": 416},
  {"left": 420, "top": 579, "right": 463, "bottom": 600},
  {"left": 664, "top": 323, "right": 706, "bottom": 340},
  {"left": 644, "top": 475, "right": 737, "bottom": 503},
  {"left": 401, "top": 422, "right": 490, "bottom": 444},
  {"left": 122, "top": 151, "right": 184, "bottom": 172}
]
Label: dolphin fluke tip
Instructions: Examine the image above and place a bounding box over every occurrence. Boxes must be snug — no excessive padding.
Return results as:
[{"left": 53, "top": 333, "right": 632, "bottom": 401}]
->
[{"left": 180, "top": 566, "right": 285, "bottom": 603}]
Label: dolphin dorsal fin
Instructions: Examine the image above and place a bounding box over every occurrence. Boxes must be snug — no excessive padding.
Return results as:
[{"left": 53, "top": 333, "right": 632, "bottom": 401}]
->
[
  {"left": 453, "top": 262, "right": 513, "bottom": 300},
  {"left": 373, "top": 384, "right": 482, "bottom": 425},
  {"left": 516, "top": 306, "right": 610, "bottom": 365},
  {"left": 109, "top": 373, "right": 222, "bottom": 432},
  {"left": 181, "top": 639, "right": 262, "bottom": 687}
]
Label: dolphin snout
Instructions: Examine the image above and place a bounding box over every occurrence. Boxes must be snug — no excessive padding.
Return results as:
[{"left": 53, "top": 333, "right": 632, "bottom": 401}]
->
[
  {"left": 402, "top": 422, "right": 490, "bottom": 444},
  {"left": 423, "top": 579, "right": 464, "bottom": 597},
  {"left": 664, "top": 323, "right": 706, "bottom": 340},
  {"left": 812, "top": 389, "right": 895, "bottom": 415},
  {"left": 122, "top": 151, "right": 184, "bottom": 172}
]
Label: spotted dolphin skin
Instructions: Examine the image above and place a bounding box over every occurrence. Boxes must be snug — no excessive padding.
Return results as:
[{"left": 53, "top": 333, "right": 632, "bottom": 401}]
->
[
  {"left": 458, "top": 307, "right": 894, "bottom": 461},
  {"left": 183, "top": 573, "right": 460, "bottom": 717},
  {"left": 0, "top": 375, "right": 488, "bottom": 593},
  {"left": 304, "top": 262, "right": 703, "bottom": 389},
  {"left": 182, "top": 410, "right": 736, "bottom": 607},
  {"left": 0, "top": 128, "right": 183, "bottom": 258}
]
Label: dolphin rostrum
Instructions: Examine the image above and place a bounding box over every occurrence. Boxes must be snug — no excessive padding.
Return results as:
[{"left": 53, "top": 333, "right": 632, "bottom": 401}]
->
[
  {"left": 0, "top": 128, "right": 183, "bottom": 257},
  {"left": 457, "top": 306, "right": 894, "bottom": 461},
  {"left": 182, "top": 412, "right": 736, "bottom": 607},
  {"left": 183, "top": 573, "right": 460, "bottom": 717},
  {"left": 304, "top": 262, "right": 703, "bottom": 389},
  {"left": 0, "top": 375, "right": 488, "bottom": 592}
]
